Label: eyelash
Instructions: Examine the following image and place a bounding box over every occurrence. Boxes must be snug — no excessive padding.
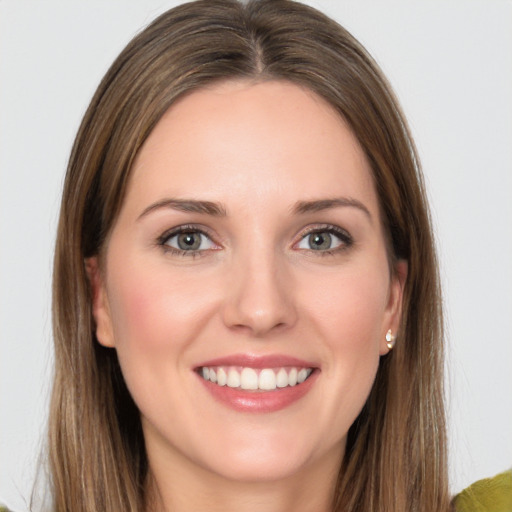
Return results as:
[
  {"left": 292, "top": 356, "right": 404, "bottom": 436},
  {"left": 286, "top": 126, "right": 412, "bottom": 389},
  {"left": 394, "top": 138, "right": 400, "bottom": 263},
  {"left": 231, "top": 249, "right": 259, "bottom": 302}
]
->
[
  {"left": 157, "top": 224, "right": 217, "bottom": 258},
  {"left": 157, "top": 223, "right": 353, "bottom": 257},
  {"left": 296, "top": 225, "right": 353, "bottom": 256}
]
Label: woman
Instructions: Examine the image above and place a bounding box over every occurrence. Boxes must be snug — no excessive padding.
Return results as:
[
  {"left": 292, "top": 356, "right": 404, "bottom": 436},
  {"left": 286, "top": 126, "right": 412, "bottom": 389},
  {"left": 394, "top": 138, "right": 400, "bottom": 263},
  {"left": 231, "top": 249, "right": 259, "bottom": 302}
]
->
[{"left": 6, "top": 0, "right": 509, "bottom": 511}]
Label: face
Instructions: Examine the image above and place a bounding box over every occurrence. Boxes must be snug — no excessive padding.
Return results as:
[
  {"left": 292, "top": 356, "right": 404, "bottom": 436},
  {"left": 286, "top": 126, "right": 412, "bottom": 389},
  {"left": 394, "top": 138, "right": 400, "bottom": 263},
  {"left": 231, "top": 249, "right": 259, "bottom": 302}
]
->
[{"left": 89, "top": 80, "right": 405, "bottom": 487}]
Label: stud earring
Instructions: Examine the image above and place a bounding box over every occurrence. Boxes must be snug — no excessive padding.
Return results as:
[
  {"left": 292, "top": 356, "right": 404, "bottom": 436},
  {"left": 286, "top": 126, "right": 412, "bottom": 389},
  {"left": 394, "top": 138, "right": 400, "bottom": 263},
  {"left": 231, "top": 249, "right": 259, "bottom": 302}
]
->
[{"left": 385, "top": 329, "right": 396, "bottom": 351}]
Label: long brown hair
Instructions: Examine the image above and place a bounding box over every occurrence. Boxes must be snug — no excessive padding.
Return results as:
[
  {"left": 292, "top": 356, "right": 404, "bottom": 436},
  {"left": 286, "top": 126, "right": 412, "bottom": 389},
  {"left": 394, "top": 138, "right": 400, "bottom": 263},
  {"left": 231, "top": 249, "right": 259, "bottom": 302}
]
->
[{"left": 50, "top": 1, "right": 450, "bottom": 510}]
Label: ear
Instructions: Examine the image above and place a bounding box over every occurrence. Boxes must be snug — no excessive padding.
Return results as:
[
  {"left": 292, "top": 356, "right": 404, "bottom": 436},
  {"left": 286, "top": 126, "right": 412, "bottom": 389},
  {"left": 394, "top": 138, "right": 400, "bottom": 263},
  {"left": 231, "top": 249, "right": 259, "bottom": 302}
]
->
[
  {"left": 380, "top": 259, "right": 408, "bottom": 355},
  {"left": 85, "top": 257, "right": 116, "bottom": 348}
]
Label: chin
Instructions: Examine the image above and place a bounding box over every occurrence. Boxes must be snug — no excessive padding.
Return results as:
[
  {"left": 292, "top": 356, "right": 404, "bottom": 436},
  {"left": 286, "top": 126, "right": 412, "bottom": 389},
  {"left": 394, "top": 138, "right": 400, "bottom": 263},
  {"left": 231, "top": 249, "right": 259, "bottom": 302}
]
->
[
  {"left": 207, "top": 452, "right": 311, "bottom": 483},
  {"left": 197, "top": 427, "right": 339, "bottom": 484}
]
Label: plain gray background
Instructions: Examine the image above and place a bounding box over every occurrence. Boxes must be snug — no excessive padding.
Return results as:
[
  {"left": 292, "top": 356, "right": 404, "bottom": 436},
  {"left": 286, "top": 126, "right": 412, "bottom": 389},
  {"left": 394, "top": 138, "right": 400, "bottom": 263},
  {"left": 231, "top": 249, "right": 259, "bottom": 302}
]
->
[{"left": 1, "top": 1, "right": 511, "bottom": 510}]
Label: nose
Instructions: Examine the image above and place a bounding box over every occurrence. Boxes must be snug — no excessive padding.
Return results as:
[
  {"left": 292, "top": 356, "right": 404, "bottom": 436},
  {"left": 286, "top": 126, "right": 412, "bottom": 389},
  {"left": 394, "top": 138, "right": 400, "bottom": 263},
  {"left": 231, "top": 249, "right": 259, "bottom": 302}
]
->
[{"left": 221, "top": 248, "right": 297, "bottom": 337}]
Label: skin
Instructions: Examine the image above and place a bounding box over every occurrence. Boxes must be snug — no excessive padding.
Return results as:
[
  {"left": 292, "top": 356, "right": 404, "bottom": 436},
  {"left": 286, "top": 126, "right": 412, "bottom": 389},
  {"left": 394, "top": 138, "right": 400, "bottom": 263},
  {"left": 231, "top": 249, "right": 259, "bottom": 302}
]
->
[{"left": 88, "top": 80, "right": 406, "bottom": 512}]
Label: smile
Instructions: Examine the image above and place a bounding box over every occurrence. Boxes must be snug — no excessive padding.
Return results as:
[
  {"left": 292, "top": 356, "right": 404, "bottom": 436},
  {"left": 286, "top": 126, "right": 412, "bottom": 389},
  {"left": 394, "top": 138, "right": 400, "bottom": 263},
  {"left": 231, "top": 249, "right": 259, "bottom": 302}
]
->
[
  {"left": 195, "top": 355, "right": 319, "bottom": 412},
  {"left": 199, "top": 366, "right": 313, "bottom": 391}
]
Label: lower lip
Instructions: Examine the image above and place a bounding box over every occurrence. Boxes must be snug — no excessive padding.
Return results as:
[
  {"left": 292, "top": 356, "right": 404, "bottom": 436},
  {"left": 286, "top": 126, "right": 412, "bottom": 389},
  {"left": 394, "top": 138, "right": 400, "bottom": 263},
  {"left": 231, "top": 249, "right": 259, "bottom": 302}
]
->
[{"left": 197, "top": 370, "right": 318, "bottom": 413}]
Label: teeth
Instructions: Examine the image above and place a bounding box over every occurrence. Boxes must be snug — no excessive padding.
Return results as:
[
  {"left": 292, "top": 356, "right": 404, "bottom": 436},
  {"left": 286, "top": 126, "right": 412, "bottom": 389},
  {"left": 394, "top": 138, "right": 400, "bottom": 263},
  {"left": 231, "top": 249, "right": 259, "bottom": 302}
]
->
[
  {"left": 259, "top": 369, "right": 276, "bottom": 390},
  {"left": 200, "top": 366, "right": 313, "bottom": 391},
  {"left": 227, "top": 368, "right": 240, "bottom": 388},
  {"left": 297, "top": 368, "right": 308, "bottom": 384},
  {"left": 276, "top": 368, "right": 288, "bottom": 388},
  {"left": 217, "top": 367, "right": 227, "bottom": 386},
  {"left": 240, "top": 368, "right": 258, "bottom": 390}
]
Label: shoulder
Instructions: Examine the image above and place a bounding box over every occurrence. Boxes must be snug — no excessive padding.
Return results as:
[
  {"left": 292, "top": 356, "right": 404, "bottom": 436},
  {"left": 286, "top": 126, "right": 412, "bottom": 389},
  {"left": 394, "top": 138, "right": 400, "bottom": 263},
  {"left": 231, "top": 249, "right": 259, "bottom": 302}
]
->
[{"left": 454, "top": 469, "right": 512, "bottom": 512}]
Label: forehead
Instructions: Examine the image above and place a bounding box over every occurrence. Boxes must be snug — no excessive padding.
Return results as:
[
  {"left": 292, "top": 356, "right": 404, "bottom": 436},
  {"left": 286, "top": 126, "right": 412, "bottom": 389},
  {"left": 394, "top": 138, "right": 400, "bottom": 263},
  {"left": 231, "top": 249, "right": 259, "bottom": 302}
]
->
[{"left": 128, "top": 79, "right": 377, "bottom": 214}]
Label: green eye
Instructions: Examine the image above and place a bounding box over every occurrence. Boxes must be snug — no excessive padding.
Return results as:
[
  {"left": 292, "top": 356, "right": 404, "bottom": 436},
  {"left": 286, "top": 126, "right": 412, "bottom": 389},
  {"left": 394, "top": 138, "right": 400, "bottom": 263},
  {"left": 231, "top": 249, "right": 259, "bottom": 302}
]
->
[
  {"left": 297, "top": 227, "right": 352, "bottom": 252},
  {"left": 307, "top": 232, "right": 333, "bottom": 250},
  {"left": 176, "top": 232, "right": 202, "bottom": 250},
  {"left": 163, "top": 230, "right": 215, "bottom": 252}
]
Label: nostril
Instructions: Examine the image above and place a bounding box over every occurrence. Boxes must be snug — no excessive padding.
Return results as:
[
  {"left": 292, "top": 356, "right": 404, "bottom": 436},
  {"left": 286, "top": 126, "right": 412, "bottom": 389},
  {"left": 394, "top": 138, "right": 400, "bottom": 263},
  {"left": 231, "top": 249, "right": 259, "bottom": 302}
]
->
[{"left": 221, "top": 264, "right": 298, "bottom": 335}]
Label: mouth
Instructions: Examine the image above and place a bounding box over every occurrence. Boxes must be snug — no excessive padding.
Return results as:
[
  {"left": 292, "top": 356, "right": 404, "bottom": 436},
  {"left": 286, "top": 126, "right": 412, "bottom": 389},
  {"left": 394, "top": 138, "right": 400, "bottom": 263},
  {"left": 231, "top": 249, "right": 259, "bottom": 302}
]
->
[
  {"left": 197, "top": 365, "right": 314, "bottom": 391},
  {"left": 194, "top": 355, "right": 319, "bottom": 413}
]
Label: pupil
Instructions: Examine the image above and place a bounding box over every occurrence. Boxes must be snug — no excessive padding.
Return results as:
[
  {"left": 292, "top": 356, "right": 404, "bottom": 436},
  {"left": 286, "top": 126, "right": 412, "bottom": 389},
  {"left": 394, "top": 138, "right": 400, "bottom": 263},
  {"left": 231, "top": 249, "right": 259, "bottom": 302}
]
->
[
  {"left": 310, "top": 232, "right": 331, "bottom": 250},
  {"left": 178, "top": 233, "right": 200, "bottom": 250}
]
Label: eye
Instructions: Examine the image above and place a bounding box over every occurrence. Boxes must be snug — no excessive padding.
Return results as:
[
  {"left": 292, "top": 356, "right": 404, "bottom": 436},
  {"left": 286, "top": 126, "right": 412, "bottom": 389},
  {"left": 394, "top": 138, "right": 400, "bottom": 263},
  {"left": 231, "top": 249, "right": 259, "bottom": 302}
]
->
[
  {"left": 161, "top": 228, "right": 217, "bottom": 253},
  {"left": 296, "top": 227, "right": 352, "bottom": 252}
]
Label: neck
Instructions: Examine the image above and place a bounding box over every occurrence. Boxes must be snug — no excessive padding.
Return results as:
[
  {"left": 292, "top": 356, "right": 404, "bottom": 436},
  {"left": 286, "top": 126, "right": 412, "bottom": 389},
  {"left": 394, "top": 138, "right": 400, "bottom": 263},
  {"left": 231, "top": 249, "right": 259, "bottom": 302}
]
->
[{"left": 145, "top": 444, "right": 342, "bottom": 512}]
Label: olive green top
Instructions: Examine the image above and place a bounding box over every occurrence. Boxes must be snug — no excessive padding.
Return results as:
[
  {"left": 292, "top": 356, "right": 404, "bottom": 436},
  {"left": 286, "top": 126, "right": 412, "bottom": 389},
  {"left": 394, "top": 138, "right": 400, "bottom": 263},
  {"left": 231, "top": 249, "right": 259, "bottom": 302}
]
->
[
  {"left": 1, "top": 470, "right": 511, "bottom": 511},
  {"left": 453, "top": 469, "right": 512, "bottom": 512}
]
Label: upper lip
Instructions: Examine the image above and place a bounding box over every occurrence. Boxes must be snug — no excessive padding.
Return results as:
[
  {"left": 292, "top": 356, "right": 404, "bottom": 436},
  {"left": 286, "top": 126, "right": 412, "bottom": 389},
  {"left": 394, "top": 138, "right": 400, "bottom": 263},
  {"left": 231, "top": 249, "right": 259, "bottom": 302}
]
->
[{"left": 196, "top": 353, "right": 318, "bottom": 370}]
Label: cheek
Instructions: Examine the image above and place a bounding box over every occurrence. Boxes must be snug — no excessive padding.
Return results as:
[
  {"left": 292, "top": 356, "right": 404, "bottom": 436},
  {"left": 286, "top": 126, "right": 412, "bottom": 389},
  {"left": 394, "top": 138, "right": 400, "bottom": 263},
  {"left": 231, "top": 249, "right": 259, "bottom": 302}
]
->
[
  {"left": 304, "top": 264, "right": 389, "bottom": 348},
  {"left": 107, "top": 262, "right": 215, "bottom": 352},
  {"left": 299, "top": 264, "right": 389, "bottom": 422},
  {"left": 109, "top": 274, "right": 171, "bottom": 351},
  {"left": 106, "top": 270, "right": 179, "bottom": 404},
  {"left": 104, "top": 261, "right": 220, "bottom": 416}
]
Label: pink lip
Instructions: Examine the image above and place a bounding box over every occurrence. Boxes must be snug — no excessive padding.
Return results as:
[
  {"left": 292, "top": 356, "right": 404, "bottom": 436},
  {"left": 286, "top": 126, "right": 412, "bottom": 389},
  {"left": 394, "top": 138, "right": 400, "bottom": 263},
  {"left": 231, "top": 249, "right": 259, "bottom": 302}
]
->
[
  {"left": 196, "top": 353, "right": 318, "bottom": 369},
  {"left": 195, "top": 353, "right": 319, "bottom": 413}
]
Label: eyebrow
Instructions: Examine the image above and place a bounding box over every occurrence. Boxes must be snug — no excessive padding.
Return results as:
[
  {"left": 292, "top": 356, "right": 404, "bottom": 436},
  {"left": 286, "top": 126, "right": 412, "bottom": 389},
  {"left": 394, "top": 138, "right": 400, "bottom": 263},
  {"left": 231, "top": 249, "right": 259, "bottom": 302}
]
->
[
  {"left": 137, "top": 198, "right": 227, "bottom": 220},
  {"left": 292, "top": 197, "right": 372, "bottom": 220},
  {"left": 137, "top": 196, "right": 371, "bottom": 221}
]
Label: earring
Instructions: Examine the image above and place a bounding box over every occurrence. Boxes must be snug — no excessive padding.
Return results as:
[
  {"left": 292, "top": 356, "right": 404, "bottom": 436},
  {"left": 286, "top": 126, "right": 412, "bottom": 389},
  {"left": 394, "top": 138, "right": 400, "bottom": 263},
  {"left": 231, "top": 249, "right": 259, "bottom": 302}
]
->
[{"left": 385, "top": 329, "right": 396, "bottom": 351}]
